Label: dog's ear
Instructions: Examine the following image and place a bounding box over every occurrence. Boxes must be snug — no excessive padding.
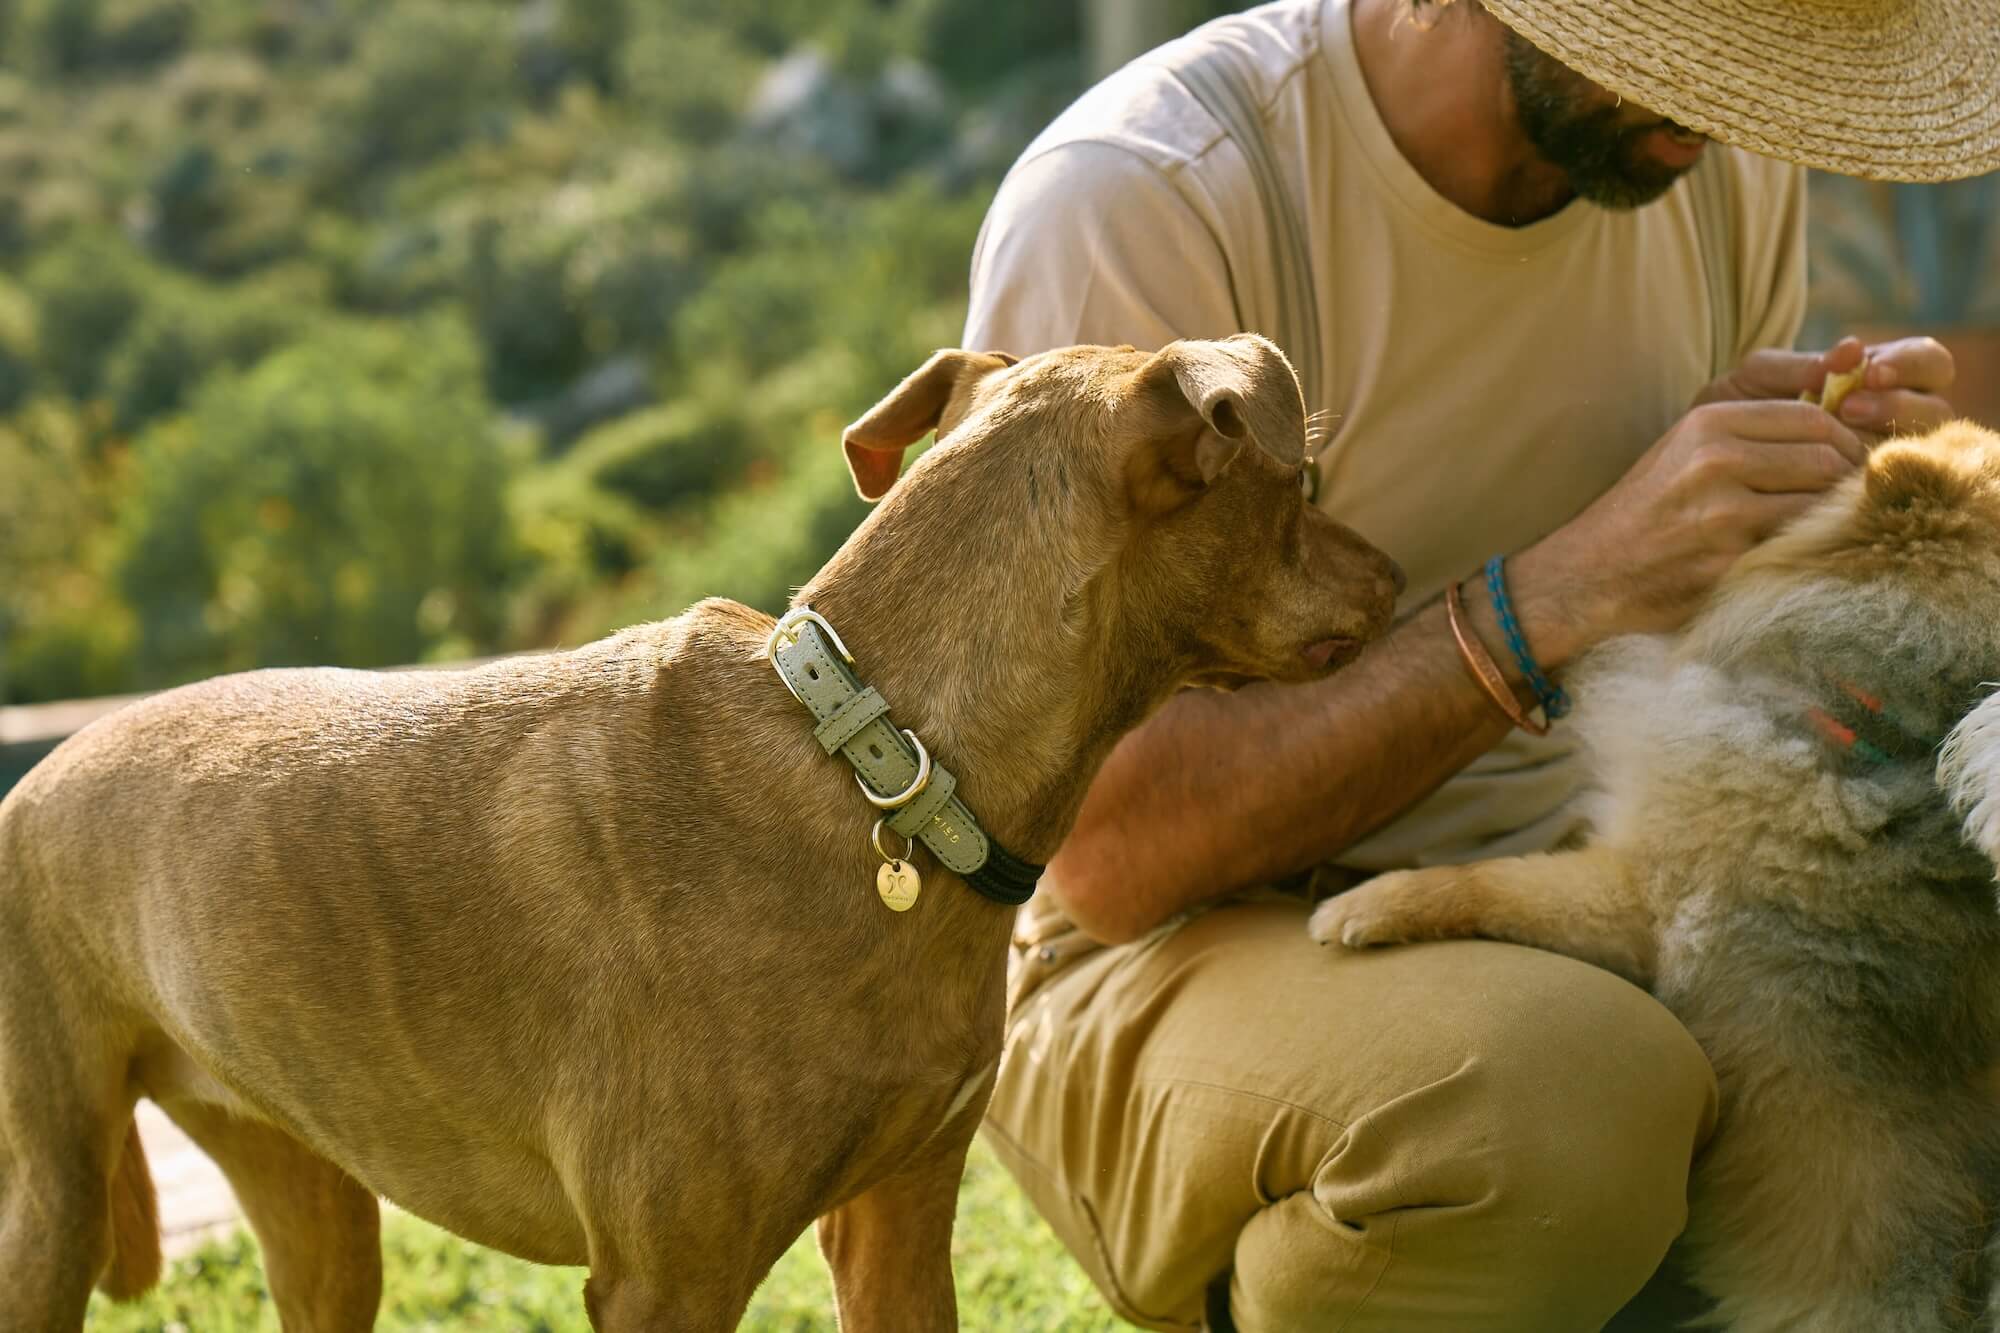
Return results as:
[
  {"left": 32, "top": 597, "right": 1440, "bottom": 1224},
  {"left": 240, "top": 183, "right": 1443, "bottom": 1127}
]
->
[
  {"left": 1124, "top": 335, "right": 1305, "bottom": 513},
  {"left": 1864, "top": 435, "right": 1985, "bottom": 515},
  {"left": 842, "top": 350, "right": 1017, "bottom": 501}
]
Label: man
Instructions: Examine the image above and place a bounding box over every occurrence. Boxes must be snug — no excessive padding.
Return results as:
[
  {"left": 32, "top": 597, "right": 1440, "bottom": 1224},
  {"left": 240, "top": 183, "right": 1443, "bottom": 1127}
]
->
[{"left": 964, "top": 0, "right": 1998, "bottom": 1329}]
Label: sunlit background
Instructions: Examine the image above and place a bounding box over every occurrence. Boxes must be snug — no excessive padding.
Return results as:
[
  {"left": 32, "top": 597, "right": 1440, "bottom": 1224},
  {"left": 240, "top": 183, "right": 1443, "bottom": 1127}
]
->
[
  {"left": 1, "top": 2, "right": 1994, "bottom": 1326},
  {"left": 2, "top": 0, "right": 1996, "bottom": 726}
]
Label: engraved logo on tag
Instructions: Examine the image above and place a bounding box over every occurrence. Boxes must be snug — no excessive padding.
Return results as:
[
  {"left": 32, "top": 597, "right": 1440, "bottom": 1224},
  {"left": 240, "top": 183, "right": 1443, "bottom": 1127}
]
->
[{"left": 877, "top": 860, "right": 921, "bottom": 912}]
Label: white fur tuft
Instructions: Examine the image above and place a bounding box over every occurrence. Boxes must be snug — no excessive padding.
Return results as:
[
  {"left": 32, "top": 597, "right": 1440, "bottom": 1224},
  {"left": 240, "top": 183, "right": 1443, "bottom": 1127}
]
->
[{"left": 1938, "top": 686, "right": 2000, "bottom": 877}]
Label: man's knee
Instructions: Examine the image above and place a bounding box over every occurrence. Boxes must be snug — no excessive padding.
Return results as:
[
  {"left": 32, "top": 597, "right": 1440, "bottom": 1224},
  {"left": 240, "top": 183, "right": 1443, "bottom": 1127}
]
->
[
  {"left": 1483, "top": 954, "right": 1715, "bottom": 1252},
  {"left": 1234, "top": 951, "right": 1716, "bottom": 1331}
]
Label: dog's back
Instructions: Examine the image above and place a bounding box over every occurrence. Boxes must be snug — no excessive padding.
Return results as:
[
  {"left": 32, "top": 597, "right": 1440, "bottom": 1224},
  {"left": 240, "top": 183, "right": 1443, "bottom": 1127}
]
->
[{"left": 0, "top": 598, "right": 837, "bottom": 1264}]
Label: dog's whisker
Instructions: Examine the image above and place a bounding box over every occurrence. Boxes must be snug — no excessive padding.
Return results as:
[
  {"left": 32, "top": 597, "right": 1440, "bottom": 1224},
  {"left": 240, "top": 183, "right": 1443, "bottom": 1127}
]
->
[{"left": 1303, "top": 409, "right": 1340, "bottom": 461}]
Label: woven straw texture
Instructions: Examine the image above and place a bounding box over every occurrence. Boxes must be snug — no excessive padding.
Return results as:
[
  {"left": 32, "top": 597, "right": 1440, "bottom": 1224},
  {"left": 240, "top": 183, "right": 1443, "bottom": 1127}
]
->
[{"left": 1477, "top": 0, "right": 2000, "bottom": 182}]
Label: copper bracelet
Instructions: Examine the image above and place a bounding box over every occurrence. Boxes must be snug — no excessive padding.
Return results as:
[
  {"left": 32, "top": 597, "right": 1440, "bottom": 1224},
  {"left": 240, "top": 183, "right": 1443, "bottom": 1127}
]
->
[{"left": 1446, "top": 580, "right": 1548, "bottom": 737}]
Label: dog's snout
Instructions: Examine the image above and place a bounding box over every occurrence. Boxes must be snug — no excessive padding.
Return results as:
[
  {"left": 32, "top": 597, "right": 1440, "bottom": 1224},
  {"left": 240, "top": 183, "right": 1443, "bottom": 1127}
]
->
[{"left": 1383, "top": 557, "right": 1407, "bottom": 598}]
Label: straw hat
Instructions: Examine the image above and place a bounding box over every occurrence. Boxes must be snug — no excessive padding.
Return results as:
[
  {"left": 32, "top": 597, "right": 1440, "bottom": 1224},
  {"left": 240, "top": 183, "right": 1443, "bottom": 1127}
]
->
[{"left": 1476, "top": 0, "right": 2000, "bottom": 182}]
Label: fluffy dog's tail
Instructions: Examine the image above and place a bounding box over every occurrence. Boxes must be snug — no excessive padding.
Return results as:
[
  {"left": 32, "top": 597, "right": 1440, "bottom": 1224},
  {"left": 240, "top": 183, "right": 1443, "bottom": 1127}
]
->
[
  {"left": 98, "top": 1120, "right": 162, "bottom": 1300},
  {"left": 1940, "top": 688, "right": 2000, "bottom": 873}
]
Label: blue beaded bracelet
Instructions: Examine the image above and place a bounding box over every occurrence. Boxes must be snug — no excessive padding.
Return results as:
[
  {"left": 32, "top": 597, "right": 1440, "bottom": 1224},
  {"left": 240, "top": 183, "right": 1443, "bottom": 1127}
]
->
[{"left": 1484, "top": 555, "right": 1570, "bottom": 723}]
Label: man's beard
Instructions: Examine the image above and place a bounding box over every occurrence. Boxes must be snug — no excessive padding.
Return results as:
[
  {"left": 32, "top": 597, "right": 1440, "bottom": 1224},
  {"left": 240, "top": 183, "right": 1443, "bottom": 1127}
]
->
[{"left": 1503, "top": 30, "right": 1697, "bottom": 210}]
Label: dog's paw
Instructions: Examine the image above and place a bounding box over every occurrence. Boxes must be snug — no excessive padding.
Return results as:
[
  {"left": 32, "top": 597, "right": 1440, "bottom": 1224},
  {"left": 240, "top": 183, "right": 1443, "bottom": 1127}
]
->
[{"left": 1308, "top": 872, "right": 1432, "bottom": 950}]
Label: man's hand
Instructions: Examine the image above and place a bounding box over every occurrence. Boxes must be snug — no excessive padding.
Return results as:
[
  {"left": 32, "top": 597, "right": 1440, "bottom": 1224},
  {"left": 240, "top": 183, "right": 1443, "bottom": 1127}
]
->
[
  {"left": 1509, "top": 398, "right": 1868, "bottom": 644},
  {"left": 1693, "top": 335, "right": 1957, "bottom": 439}
]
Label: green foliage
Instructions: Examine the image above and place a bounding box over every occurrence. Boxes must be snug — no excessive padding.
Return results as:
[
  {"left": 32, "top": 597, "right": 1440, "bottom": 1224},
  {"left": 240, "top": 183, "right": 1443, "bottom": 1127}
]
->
[
  {"left": 20, "top": 0, "right": 193, "bottom": 73},
  {"left": 910, "top": 0, "right": 1081, "bottom": 90},
  {"left": 464, "top": 217, "right": 590, "bottom": 400},
  {"left": 619, "top": 19, "right": 758, "bottom": 143},
  {"left": 23, "top": 230, "right": 152, "bottom": 399},
  {"left": 22, "top": 0, "right": 100, "bottom": 73},
  {"left": 0, "top": 0, "right": 1106, "bottom": 705},
  {"left": 110, "top": 317, "right": 518, "bottom": 686},
  {"left": 84, "top": 1139, "right": 1134, "bottom": 1332},
  {"left": 0, "top": 400, "right": 132, "bottom": 703},
  {"left": 314, "top": 3, "right": 513, "bottom": 190},
  {"left": 102, "top": 277, "right": 311, "bottom": 431},
  {"left": 551, "top": 0, "right": 630, "bottom": 95},
  {"left": 565, "top": 403, "right": 748, "bottom": 510},
  {"left": 0, "top": 273, "right": 37, "bottom": 411},
  {"left": 606, "top": 422, "right": 874, "bottom": 628}
]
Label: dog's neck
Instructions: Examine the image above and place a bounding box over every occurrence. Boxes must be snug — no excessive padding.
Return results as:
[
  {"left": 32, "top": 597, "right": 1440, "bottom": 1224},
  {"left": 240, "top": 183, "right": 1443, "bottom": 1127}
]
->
[{"left": 798, "top": 429, "right": 1185, "bottom": 865}]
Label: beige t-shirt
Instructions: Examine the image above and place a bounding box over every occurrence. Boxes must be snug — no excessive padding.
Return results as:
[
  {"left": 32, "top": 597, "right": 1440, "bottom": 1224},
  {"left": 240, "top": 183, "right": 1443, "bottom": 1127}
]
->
[{"left": 964, "top": 0, "right": 1806, "bottom": 871}]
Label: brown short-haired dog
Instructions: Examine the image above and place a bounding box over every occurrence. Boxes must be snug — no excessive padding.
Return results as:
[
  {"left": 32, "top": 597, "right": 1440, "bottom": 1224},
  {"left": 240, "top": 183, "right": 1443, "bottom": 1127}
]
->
[
  {"left": 0, "top": 334, "right": 1399, "bottom": 1331},
  {"left": 1313, "top": 421, "right": 2000, "bottom": 1330}
]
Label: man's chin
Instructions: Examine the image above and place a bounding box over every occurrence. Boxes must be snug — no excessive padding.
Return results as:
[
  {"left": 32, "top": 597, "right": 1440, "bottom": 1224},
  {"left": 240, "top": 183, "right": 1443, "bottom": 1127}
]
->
[{"left": 1568, "top": 159, "right": 1692, "bottom": 211}]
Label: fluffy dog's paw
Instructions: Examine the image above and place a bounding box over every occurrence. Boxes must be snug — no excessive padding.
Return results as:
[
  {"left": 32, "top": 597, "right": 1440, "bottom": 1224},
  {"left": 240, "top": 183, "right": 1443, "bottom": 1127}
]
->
[{"left": 1308, "top": 873, "right": 1429, "bottom": 950}]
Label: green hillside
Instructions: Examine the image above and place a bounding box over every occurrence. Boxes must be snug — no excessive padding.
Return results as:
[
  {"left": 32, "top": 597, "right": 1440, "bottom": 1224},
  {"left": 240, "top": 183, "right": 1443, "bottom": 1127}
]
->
[{"left": 0, "top": 0, "right": 1146, "bottom": 704}]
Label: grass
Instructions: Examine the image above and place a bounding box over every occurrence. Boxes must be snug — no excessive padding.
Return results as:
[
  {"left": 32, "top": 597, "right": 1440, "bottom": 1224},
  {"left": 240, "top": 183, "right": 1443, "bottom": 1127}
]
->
[{"left": 87, "top": 1138, "right": 1137, "bottom": 1332}]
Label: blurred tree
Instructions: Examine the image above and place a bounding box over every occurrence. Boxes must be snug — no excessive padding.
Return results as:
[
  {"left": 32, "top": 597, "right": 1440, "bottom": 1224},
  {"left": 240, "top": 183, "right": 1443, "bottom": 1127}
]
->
[
  {"left": 554, "top": 0, "right": 630, "bottom": 95},
  {"left": 0, "top": 0, "right": 1273, "bottom": 711},
  {"left": 1085, "top": 0, "right": 1243, "bottom": 75},
  {"left": 0, "top": 274, "right": 37, "bottom": 413},
  {"left": 464, "top": 217, "right": 590, "bottom": 402},
  {"left": 111, "top": 316, "right": 520, "bottom": 685},
  {"left": 564, "top": 401, "right": 749, "bottom": 510},
  {"left": 0, "top": 400, "right": 132, "bottom": 703},
  {"left": 914, "top": 0, "right": 1079, "bottom": 89},
  {"left": 103, "top": 280, "right": 310, "bottom": 431},
  {"left": 23, "top": 230, "right": 152, "bottom": 401},
  {"left": 93, "top": 0, "right": 194, "bottom": 69},
  {"left": 313, "top": 2, "right": 512, "bottom": 192},
  {"left": 23, "top": 0, "right": 98, "bottom": 72},
  {"left": 21, "top": 0, "right": 192, "bottom": 72},
  {"left": 621, "top": 15, "right": 758, "bottom": 143}
]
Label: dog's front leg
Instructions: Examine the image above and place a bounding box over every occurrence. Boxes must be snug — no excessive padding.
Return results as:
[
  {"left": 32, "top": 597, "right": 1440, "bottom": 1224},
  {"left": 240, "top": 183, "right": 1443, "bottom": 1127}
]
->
[
  {"left": 1308, "top": 846, "right": 1657, "bottom": 987},
  {"left": 817, "top": 1135, "right": 972, "bottom": 1332}
]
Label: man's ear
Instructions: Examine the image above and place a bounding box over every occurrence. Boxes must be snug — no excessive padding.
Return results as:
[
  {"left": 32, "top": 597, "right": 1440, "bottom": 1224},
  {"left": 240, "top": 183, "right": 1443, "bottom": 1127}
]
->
[
  {"left": 842, "top": 349, "right": 1017, "bottom": 501},
  {"left": 1124, "top": 334, "right": 1305, "bottom": 513}
]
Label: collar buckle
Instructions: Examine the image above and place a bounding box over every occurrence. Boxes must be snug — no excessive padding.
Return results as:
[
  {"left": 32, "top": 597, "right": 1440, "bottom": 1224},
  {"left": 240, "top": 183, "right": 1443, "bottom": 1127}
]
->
[{"left": 766, "top": 606, "right": 854, "bottom": 705}]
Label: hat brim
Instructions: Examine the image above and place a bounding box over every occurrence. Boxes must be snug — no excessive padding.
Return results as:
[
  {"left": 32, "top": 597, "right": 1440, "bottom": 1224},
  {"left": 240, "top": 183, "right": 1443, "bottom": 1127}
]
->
[{"left": 1477, "top": 0, "right": 2000, "bottom": 182}]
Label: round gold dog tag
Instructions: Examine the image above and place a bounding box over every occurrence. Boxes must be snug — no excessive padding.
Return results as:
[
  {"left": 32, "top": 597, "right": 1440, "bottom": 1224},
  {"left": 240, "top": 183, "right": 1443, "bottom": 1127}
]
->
[{"left": 877, "top": 860, "right": 921, "bottom": 912}]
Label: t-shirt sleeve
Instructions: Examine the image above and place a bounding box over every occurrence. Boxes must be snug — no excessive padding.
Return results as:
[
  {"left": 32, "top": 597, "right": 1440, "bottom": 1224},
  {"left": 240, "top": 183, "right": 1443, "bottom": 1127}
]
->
[
  {"left": 1733, "top": 157, "right": 1808, "bottom": 357},
  {"left": 962, "top": 140, "right": 1242, "bottom": 357}
]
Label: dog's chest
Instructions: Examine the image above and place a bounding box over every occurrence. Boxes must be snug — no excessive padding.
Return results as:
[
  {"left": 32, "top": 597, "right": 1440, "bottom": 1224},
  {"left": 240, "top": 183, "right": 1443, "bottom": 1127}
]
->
[{"left": 1653, "top": 885, "right": 2000, "bottom": 1085}]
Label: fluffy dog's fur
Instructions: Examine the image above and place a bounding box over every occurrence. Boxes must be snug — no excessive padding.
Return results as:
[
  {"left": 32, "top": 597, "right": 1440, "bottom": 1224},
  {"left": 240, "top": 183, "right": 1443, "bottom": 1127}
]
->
[
  {"left": 0, "top": 335, "right": 1401, "bottom": 1332},
  {"left": 1313, "top": 421, "right": 2000, "bottom": 1330}
]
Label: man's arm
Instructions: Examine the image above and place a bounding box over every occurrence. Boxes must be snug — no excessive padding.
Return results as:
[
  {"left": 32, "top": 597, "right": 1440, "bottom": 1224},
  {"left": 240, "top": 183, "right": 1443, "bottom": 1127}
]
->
[
  {"left": 1056, "top": 560, "right": 1553, "bottom": 942},
  {"left": 1050, "top": 396, "right": 1868, "bottom": 942}
]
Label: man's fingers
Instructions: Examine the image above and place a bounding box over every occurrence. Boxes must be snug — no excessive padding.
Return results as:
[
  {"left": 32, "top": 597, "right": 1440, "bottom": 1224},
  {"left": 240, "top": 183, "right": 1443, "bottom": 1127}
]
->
[
  {"left": 1724, "top": 439, "right": 1859, "bottom": 495},
  {"left": 1838, "top": 389, "right": 1955, "bottom": 437},
  {"left": 1695, "top": 399, "right": 1870, "bottom": 463},
  {"left": 1727, "top": 347, "right": 1824, "bottom": 399},
  {"left": 1864, "top": 336, "right": 1955, "bottom": 394},
  {"left": 1809, "top": 337, "right": 1867, "bottom": 392}
]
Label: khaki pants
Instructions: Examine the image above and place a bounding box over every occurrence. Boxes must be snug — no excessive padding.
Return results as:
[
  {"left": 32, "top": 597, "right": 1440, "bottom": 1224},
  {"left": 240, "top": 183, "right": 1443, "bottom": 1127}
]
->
[{"left": 985, "top": 893, "right": 1718, "bottom": 1332}]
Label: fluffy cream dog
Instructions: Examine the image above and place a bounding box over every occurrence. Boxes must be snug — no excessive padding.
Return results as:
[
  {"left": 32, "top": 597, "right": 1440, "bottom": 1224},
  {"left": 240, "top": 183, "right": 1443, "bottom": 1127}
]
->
[{"left": 1313, "top": 421, "right": 2000, "bottom": 1331}]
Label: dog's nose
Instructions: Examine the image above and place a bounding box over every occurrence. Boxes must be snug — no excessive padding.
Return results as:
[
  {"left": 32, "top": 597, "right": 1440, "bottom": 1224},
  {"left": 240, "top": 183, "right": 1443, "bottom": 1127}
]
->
[{"left": 1383, "top": 558, "right": 1407, "bottom": 598}]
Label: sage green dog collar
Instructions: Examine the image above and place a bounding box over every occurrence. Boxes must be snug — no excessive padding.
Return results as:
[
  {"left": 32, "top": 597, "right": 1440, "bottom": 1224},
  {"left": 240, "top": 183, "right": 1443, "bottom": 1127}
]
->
[{"left": 766, "top": 607, "right": 1042, "bottom": 906}]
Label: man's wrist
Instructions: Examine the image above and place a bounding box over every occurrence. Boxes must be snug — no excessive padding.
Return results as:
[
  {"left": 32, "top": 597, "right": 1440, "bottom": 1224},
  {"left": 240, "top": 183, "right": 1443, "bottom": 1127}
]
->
[{"left": 1489, "top": 540, "right": 1615, "bottom": 676}]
